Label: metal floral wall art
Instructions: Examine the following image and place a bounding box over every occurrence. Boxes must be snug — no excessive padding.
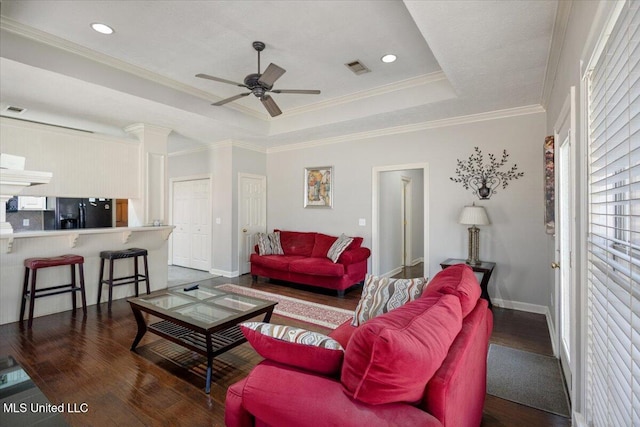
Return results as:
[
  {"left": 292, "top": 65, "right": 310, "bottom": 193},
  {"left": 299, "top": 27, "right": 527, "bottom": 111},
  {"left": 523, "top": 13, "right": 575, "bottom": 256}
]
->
[{"left": 450, "top": 147, "right": 524, "bottom": 199}]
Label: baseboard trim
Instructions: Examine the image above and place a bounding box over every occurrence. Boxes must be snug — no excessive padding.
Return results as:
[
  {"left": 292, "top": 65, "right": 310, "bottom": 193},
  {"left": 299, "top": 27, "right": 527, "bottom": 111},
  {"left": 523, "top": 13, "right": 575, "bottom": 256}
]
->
[
  {"left": 492, "top": 298, "right": 548, "bottom": 314},
  {"left": 209, "top": 268, "right": 239, "bottom": 278},
  {"left": 410, "top": 257, "right": 424, "bottom": 266},
  {"left": 381, "top": 266, "right": 403, "bottom": 278}
]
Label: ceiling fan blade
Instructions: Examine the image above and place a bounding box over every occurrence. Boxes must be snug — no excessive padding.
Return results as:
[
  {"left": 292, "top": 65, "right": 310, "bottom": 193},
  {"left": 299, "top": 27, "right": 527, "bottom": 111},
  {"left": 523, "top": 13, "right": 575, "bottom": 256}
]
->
[
  {"left": 196, "top": 73, "right": 247, "bottom": 88},
  {"left": 212, "top": 92, "right": 251, "bottom": 106},
  {"left": 271, "top": 89, "right": 321, "bottom": 95},
  {"left": 260, "top": 95, "right": 282, "bottom": 117},
  {"left": 258, "top": 63, "right": 286, "bottom": 88}
]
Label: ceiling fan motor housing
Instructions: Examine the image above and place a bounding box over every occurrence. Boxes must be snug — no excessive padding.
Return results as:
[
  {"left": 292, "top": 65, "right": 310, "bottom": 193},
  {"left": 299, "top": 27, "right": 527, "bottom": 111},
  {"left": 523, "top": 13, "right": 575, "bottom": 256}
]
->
[{"left": 244, "top": 73, "right": 270, "bottom": 96}]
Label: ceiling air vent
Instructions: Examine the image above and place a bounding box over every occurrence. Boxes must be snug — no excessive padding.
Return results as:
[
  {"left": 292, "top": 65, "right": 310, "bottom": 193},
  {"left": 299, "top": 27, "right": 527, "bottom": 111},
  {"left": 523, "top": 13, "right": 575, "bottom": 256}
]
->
[
  {"left": 5, "top": 105, "right": 26, "bottom": 114},
  {"left": 345, "top": 60, "right": 370, "bottom": 75}
]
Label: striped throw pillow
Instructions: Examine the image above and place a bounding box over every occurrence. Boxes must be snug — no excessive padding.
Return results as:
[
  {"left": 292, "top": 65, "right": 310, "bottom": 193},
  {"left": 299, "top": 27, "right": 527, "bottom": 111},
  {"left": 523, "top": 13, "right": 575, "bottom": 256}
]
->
[
  {"left": 242, "top": 322, "right": 343, "bottom": 350},
  {"left": 327, "top": 233, "right": 354, "bottom": 263},
  {"left": 256, "top": 232, "right": 283, "bottom": 256},
  {"left": 269, "top": 231, "right": 284, "bottom": 255},
  {"left": 257, "top": 233, "right": 272, "bottom": 255},
  {"left": 240, "top": 321, "right": 345, "bottom": 375},
  {"left": 351, "top": 274, "right": 428, "bottom": 326}
]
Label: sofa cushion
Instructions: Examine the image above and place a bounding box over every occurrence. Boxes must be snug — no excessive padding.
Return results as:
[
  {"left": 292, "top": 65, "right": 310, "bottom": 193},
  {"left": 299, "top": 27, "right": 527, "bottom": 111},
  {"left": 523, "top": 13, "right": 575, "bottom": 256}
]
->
[
  {"left": 240, "top": 322, "right": 344, "bottom": 376},
  {"left": 250, "top": 254, "right": 304, "bottom": 270},
  {"left": 424, "top": 264, "right": 481, "bottom": 317},
  {"left": 277, "top": 230, "right": 317, "bottom": 257},
  {"left": 341, "top": 294, "right": 463, "bottom": 405},
  {"left": 352, "top": 275, "right": 428, "bottom": 327},
  {"left": 289, "top": 258, "right": 345, "bottom": 277},
  {"left": 327, "top": 233, "right": 354, "bottom": 263}
]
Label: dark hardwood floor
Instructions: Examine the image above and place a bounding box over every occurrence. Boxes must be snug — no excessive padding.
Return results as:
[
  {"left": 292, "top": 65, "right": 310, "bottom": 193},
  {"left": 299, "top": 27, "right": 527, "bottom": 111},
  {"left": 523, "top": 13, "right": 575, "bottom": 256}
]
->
[{"left": 0, "top": 266, "right": 570, "bottom": 426}]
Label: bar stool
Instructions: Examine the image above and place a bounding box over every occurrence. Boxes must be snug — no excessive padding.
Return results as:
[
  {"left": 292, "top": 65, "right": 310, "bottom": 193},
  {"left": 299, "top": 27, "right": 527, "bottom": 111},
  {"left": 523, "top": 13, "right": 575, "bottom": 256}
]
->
[
  {"left": 97, "top": 248, "right": 150, "bottom": 310},
  {"left": 21, "top": 254, "right": 87, "bottom": 329}
]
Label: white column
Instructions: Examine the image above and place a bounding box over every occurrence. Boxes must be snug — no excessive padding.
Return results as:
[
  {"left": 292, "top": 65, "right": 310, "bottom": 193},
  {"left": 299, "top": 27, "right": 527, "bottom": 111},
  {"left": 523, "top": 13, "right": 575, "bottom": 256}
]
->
[{"left": 124, "top": 124, "right": 171, "bottom": 227}]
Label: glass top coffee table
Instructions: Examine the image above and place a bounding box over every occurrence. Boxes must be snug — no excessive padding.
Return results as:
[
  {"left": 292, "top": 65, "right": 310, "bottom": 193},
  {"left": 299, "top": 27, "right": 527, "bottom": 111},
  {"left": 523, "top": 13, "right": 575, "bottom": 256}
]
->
[{"left": 128, "top": 283, "right": 277, "bottom": 393}]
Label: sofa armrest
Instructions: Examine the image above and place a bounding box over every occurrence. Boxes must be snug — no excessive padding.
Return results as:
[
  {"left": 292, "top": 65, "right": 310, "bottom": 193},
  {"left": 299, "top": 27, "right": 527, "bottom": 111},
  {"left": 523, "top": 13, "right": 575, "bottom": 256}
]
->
[
  {"left": 339, "top": 247, "right": 371, "bottom": 265},
  {"left": 237, "top": 360, "right": 441, "bottom": 427}
]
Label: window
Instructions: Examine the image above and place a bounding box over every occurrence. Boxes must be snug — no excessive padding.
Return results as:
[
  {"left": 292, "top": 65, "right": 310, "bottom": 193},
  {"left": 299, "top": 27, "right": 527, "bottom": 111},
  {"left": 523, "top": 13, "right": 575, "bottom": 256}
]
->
[{"left": 586, "top": 1, "right": 639, "bottom": 426}]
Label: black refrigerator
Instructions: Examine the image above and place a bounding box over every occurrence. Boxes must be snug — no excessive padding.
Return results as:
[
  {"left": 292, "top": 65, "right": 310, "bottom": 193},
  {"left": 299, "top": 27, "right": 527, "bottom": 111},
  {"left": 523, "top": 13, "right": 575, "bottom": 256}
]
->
[{"left": 55, "top": 198, "right": 113, "bottom": 229}]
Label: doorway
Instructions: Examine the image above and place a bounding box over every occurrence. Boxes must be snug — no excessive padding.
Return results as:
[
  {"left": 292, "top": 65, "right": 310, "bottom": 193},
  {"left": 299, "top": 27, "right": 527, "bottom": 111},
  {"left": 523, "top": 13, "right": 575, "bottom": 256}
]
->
[
  {"left": 372, "top": 163, "right": 428, "bottom": 277},
  {"left": 553, "top": 87, "right": 576, "bottom": 395}
]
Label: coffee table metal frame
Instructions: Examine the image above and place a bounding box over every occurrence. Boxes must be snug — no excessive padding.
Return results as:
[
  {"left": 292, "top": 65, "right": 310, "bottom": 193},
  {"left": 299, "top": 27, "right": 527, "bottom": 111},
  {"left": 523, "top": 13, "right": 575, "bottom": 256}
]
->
[{"left": 128, "top": 284, "right": 277, "bottom": 393}]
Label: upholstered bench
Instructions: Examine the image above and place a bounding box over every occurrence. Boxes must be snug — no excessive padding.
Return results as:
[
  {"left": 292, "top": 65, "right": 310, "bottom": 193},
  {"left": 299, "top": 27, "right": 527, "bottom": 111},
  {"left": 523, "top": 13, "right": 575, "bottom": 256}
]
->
[
  {"left": 21, "top": 254, "right": 87, "bottom": 328},
  {"left": 97, "top": 248, "right": 150, "bottom": 310}
]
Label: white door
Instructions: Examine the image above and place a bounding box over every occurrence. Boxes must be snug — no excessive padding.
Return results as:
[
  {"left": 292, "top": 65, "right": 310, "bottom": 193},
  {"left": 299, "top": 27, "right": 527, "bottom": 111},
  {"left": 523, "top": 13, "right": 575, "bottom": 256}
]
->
[
  {"left": 190, "top": 179, "right": 211, "bottom": 271},
  {"left": 557, "top": 134, "right": 572, "bottom": 389},
  {"left": 238, "top": 174, "right": 266, "bottom": 275},
  {"left": 172, "top": 178, "right": 211, "bottom": 271},
  {"left": 553, "top": 88, "right": 575, "bottom": 393},
  {"left": 172, "top": 180, "right": 191, "bottom": 268}
]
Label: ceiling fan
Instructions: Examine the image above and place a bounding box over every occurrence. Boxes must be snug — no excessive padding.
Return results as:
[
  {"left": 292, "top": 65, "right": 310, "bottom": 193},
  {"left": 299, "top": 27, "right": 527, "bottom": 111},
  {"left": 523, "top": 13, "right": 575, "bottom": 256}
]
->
[{"left": 196, "top": 41, "right": 321, "bottom": 117}]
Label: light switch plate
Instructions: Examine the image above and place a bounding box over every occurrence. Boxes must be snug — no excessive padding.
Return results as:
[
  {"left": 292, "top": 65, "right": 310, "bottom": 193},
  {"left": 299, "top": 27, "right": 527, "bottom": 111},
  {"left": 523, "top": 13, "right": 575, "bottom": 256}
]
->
[
  {"left": 216, "top": 218, "right": 221, "bottom": 224},
  {"left": 358, "top": 218, "right": 366, "bottom": 226}
]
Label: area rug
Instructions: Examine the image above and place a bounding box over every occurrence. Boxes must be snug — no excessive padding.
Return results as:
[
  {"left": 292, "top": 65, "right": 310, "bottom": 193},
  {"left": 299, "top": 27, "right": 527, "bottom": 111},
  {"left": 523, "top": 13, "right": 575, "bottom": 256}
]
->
[
  {"left": 487, "top": 344, "right": 570, "bottom": 417},
  {"left": 216, "top": 283, "right": 353, "bottom": 329}
]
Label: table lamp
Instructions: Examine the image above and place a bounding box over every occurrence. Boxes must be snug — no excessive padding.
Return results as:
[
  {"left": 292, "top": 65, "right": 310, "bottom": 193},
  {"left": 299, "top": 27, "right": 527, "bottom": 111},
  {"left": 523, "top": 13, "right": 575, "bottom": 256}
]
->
[{"left": 459, "top": 203, "right": 490, "bottom": 265}]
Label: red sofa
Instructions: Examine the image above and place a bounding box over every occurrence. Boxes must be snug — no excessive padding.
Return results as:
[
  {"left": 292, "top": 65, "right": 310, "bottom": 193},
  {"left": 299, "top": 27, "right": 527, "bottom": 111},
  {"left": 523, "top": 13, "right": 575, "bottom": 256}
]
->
[
  {"left": 250, "top": 230, "right": 371, "bottom": 297},
  {"left": 226, "top": 264, "right": 493, "bottom": 427}
]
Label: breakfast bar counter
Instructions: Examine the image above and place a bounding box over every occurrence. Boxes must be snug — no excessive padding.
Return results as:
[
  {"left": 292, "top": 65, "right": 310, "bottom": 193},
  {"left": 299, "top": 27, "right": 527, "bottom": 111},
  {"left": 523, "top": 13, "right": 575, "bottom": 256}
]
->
[{"left": 0, "top": 226, "right": 174, "bottom": 325}]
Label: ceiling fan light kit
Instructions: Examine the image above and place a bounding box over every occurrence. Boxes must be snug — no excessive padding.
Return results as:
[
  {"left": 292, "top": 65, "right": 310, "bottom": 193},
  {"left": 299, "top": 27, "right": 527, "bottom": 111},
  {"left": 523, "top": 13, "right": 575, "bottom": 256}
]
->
[{"left": 196, "top": 41, "right": 321, "bottom": 117}]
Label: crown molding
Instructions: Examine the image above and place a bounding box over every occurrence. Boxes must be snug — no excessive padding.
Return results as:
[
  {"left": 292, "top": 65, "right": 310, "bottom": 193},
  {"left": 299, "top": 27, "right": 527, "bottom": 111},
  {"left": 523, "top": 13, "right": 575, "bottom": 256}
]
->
[
  {"left": 273, "top": 72, "right": 448, "bottom": 119},
  {"left": 0, "top": 17, "right": 265, "bottom": 120},
  {"left": 541, "top": 0, "right": 572, "bottom": 108},
  {"left": 0, "top": 116, "right": 139, "bottom": 145},
  {"left": 168, "top": 139, "right": 266, "bottom": 157},
  {"left": 267, "top": 104, "right": 545, "bottom": 153}
]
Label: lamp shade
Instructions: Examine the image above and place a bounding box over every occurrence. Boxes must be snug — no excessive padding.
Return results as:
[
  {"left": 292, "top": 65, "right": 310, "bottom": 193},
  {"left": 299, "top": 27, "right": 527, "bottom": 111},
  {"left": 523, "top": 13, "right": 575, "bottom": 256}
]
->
[{"left": 459, "top": 205, "right": 490, "bottom": 226}]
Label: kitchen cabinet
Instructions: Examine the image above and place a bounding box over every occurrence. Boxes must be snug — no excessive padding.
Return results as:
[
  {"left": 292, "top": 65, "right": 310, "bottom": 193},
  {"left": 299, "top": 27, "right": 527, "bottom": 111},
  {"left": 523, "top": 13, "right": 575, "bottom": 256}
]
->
[{"left": 18, "top": 196, "right": 46, "bottom": 210}]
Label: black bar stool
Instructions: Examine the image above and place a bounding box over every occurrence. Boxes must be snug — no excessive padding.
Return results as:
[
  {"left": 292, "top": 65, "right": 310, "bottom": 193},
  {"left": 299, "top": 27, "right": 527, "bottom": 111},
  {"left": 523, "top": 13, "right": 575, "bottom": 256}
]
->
[
  {"left": 21, "top": 254, "right": 87, "bottom": 328},
  {"left": 97, "top": 248, "right": 150, "bottom": 310}
]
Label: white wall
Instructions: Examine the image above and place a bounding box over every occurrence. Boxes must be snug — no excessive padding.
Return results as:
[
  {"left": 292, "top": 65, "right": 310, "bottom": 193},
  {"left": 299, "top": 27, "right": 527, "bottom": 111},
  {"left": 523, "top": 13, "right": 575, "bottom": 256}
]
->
[
  {"left": 267, "top": 111, "right": 549, "bottom": 307},
  {"left": 1, "top": 117, "right": 140, "bottom": 198}
]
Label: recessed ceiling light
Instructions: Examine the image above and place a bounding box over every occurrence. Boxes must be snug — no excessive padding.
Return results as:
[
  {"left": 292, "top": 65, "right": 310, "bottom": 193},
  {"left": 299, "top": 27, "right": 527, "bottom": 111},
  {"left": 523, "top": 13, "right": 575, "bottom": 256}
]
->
[
  {"left": 381, "top": 54, "right": 397, "bottom": 63},
  {"left": 90, "top": 22, "right": 114, "bottom": 35}
]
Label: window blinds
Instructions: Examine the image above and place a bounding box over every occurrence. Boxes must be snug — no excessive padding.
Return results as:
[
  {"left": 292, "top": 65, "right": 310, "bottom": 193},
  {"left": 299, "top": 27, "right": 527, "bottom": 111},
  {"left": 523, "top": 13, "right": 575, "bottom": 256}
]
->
[{"left": 587, "top": 1, "right": 639, "bottom": 426}]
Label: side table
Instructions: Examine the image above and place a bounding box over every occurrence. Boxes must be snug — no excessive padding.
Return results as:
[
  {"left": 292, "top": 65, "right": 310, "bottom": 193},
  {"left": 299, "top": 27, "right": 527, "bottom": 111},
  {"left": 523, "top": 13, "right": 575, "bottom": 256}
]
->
[{"left": 440, "top": 258, "right": 495, "bottom": 308}]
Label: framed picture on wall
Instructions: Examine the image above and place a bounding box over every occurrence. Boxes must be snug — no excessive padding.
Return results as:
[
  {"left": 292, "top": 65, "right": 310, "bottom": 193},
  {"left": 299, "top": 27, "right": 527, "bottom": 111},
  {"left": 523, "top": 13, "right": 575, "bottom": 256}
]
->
[
  {"left": 304, "top": 166, "right": 332, "bottom": 208},
  {"left": 544, "top": 135, "right": 555, "bottom": 234}
]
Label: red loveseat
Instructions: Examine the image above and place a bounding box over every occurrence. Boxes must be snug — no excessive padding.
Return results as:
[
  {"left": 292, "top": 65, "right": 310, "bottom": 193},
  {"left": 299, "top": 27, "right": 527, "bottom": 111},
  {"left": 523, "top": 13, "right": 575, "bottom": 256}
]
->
[
  {"left": 226, "top": 264, "right": 493, "bottom": 427},
  {"left": 250, "top": 230, "right": 371, "bottom": 297}
]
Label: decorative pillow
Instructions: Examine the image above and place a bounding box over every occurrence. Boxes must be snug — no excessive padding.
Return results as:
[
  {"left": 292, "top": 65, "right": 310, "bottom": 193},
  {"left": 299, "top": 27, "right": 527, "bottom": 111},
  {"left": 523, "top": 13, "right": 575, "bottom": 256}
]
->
[
  {"left": 240, "top": 322, "right": 345, "bottom": 376},
  {"left": 256, "top": 232, "right": 284, "bottom": 256},
  {"left": 256, "top": 233, "right": 272, "bottom": 255},
  {"left": 327, "top": 233, "right": 354, "bottom": 263},
  {"left": 341, "top": 294, "right": 463, "bottom": 405},
  {"left": 425, "top": 263, "right": 481, "bottom": 317},
  {"left": 351, "top": 274, "right": 428, "bottom": 327},
  {"left": 268, "top": 231, "right": 284, "bottom": 255}
]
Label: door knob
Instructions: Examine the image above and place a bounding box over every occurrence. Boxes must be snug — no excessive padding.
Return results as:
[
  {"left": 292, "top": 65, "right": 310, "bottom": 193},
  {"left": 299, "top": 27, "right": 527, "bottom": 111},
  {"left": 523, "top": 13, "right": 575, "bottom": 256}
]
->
[
  {"left": 242, "top": 228, "right": 247, "bottom": 232},
  {"left": 551, "top": 262, "right": 560, "bottom": 269}
]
